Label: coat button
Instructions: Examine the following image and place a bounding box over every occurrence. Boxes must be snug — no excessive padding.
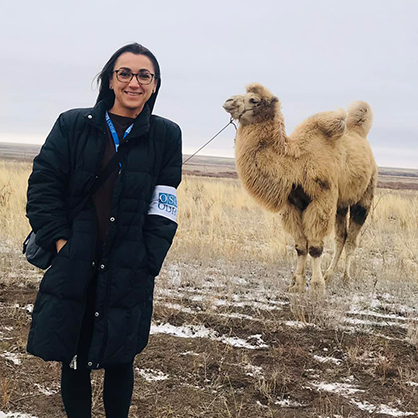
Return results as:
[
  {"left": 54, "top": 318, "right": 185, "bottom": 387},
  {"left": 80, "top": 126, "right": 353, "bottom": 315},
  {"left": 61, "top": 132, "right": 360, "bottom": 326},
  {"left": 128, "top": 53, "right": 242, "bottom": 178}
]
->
[
  {"left": 92, "top": 261, "right": 96, "bottom": 267},
  {"left": 88, "top": 115, "right": 93, "bottom": 119},
  {"left": 95, "top": 312, "right": 100, "bottom": 317},
  {"left": 88, "top": 361, "right": 93, "bottom": 367},
  {"left": 100, "top": 264, "right": 105, "bottom": 270},
  {"left": 110, "top": 217, "right": 115, "bottom": 222}
]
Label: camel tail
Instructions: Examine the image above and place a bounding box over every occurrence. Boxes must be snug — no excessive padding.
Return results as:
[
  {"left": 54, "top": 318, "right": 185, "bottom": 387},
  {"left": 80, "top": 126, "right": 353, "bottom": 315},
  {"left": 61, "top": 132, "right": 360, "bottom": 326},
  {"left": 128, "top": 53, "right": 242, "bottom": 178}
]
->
[{"left": 346, "top": 101, "right": 373, "bottom": 137}]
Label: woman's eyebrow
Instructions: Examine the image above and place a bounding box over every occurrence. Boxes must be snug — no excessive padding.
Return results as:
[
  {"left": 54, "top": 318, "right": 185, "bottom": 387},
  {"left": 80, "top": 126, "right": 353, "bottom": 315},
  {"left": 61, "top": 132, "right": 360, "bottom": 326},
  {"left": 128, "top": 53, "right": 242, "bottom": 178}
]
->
[{"left": 117, "top": 67, "right": 152, "bottom": 72}]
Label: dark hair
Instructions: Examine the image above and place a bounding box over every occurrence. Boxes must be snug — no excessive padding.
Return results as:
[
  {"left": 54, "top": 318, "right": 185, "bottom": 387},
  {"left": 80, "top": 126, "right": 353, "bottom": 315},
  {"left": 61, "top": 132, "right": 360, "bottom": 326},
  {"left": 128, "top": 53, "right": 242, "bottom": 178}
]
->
[{"left": 96, "top": 43, "right": 161, "bottom": 112}]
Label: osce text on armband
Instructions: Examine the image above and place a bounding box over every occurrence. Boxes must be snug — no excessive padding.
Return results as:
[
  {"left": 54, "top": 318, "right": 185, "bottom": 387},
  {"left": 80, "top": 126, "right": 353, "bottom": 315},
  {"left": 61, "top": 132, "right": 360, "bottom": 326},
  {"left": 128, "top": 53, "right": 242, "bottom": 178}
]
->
[
  {"left": 158, "top": 192, "right": 177, "bottom": 216},
  {"left": 147, "top": 185, "right": 178, "bottom": 223}
]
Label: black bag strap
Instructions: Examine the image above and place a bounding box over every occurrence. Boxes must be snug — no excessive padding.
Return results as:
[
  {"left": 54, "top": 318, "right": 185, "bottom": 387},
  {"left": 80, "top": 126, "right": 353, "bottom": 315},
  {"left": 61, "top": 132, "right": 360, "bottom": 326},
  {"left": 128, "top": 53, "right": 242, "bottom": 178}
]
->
[{"left": 68, "top": 139, "right": 133, "bottom": 222}]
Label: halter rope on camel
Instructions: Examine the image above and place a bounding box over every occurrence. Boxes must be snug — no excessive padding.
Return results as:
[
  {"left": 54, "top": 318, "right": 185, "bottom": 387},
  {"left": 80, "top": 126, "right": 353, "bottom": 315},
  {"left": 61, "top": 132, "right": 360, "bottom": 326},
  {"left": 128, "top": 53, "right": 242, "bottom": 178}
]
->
[{"left": 182, "top": 118, "right": 236, "bottom": 166}]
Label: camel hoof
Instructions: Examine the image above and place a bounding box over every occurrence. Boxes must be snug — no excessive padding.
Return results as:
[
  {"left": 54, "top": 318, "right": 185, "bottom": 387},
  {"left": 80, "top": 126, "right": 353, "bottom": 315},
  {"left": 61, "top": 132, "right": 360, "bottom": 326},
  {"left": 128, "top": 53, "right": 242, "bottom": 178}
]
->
[
  {"left": 324, "top": 271, "right": 334, "bottom": 283},
  {"left": 288, "top": 283, "right": 306, "bottom": 293},
  {"left": 288, "top": 275, "right": 306, "bottom": 293},
  {"left": 343, "top": 273, "right": 351, "bottom": 282}
]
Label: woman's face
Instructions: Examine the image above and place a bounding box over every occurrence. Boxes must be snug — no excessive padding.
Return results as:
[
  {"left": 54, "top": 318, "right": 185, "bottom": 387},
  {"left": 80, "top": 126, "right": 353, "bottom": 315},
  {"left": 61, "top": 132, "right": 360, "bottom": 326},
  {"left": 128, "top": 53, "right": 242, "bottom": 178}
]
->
[{"left": 109, "top": 52, "right": 157, "bottom": 118}]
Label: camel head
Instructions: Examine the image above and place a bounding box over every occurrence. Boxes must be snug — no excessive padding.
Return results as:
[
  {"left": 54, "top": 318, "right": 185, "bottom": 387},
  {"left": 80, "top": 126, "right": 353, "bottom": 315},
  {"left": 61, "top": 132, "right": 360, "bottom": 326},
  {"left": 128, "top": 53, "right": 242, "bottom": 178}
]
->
[{"left": 223, "top": 83, "right": 279, "bottom": 125}]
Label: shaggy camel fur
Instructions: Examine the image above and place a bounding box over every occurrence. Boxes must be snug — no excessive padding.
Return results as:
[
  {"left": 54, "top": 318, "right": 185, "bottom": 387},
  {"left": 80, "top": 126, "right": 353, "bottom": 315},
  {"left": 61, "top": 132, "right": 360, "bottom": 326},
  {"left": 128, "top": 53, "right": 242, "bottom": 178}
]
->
[{"left": 223, "top": 83, "right": 377, "bottom": 293}]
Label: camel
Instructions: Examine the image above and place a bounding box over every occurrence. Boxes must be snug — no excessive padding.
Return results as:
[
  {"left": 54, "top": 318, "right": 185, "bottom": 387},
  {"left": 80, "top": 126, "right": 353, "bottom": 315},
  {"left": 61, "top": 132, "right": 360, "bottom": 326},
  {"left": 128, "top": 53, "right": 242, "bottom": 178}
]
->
[{"left": 223, "top": 83, "right": 377, "bottom": 294}]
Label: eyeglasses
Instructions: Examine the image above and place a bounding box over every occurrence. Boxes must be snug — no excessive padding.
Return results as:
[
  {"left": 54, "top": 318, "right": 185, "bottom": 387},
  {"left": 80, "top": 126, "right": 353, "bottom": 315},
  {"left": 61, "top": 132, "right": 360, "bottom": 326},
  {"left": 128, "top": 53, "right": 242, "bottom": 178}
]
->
[{"left": 113, "top": 68, "right": 155, "bottom": 85}]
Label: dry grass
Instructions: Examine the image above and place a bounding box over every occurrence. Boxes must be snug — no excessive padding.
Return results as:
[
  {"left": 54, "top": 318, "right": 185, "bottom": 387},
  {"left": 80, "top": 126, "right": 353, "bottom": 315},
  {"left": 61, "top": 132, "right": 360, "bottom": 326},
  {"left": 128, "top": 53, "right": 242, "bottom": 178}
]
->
[
  {"left": 0, "top": 378, "right": 11, "bottom": 409},
  {"left": 1, "top": 160, "right": 418, "bottom": 285},
  {"left": 174, "top": 175, "right": 418, "bottom": 285},
  {"left": 0, "top": 161, "right": 32, "bottom": 245}
]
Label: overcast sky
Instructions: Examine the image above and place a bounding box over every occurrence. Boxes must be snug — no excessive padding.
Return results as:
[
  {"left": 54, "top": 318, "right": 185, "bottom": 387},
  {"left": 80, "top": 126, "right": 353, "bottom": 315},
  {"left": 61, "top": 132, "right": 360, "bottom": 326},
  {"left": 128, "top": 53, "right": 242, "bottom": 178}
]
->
[{"left": 1, "top": 0, "right": 417, "bottom": 168}]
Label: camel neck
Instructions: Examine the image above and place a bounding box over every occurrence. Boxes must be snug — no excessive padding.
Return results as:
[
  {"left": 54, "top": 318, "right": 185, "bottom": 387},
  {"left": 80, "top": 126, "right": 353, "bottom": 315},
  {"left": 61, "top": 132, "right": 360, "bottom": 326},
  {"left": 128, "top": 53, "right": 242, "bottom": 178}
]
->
[{"left": 239, "top": 115, "right": 288, "bottom": 154}]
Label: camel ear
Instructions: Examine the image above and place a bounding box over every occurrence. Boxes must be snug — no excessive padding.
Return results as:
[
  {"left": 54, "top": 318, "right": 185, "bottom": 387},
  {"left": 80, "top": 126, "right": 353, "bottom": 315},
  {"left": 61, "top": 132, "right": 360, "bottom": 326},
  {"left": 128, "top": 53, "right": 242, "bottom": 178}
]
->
[
  {"left": 270, "top": 96, "right": 278, "bottom": 104},
  {"left": 246, "top": 83, "right": 269, "bottom": 96}
]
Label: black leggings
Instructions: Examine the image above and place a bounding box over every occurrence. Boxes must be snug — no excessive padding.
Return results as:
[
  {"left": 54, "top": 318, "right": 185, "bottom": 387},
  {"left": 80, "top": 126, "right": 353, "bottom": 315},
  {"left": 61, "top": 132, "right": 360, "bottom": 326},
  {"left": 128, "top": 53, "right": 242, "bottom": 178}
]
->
[
  {"left": 61, "top": 274, "right": 134, "bottom": 418},
  {"left": 61, "top": 362, "right": 134, "bottom": 418}
]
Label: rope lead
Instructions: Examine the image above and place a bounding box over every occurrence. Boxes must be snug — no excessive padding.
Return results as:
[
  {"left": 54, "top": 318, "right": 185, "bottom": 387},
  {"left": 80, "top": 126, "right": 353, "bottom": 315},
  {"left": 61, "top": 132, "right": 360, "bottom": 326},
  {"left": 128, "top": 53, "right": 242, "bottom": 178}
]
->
[{"left": 182, "top": 118, "right": 236, "bottom": 166}]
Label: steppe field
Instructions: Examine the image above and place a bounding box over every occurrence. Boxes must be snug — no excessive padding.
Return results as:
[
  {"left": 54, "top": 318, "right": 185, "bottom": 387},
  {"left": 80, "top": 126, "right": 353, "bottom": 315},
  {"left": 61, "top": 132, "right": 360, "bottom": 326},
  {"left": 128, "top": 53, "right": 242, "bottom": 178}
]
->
[{"left": 0, "top": 145, "right": 417, "bottom": 418}]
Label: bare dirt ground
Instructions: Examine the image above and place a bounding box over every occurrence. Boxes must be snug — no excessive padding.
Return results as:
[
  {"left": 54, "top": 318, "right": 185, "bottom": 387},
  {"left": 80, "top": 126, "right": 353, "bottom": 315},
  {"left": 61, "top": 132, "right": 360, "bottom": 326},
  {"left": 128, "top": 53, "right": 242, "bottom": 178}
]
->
[{"left": 1, "top": 247, "right": 417, "bottom": 418}]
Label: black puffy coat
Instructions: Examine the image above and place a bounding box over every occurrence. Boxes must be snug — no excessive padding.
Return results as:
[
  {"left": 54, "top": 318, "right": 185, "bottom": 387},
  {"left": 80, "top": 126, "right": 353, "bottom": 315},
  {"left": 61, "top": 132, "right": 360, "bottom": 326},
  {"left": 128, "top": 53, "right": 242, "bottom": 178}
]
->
[{"left": 26, "top": 101, "right": 182, "bottom": 368}]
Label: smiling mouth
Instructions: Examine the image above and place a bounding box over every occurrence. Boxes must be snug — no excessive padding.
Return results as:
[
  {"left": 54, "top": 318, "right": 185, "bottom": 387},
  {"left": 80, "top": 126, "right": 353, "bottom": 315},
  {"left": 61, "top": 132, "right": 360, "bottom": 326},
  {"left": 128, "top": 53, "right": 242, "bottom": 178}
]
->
[{"left": 124, "top": 91, "right": 142, "bottom": 96}]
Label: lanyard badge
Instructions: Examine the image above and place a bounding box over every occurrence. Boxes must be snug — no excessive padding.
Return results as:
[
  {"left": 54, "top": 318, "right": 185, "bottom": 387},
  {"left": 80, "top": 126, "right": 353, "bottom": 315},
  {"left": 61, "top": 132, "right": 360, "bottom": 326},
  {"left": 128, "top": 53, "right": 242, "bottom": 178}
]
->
[{"left": 105, "top": 112, "right": 134, "bottom": 153}]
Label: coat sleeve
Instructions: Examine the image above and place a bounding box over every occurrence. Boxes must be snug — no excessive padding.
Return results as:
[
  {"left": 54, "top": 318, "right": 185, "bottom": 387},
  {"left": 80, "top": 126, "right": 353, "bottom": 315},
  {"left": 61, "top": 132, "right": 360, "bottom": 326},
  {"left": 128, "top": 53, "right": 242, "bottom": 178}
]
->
[
  {"left": 143, "top": 123, "right": 182, "bottom": 277},
  {"left": 26, "top": 113, "right": 71, "bottom": 251}
]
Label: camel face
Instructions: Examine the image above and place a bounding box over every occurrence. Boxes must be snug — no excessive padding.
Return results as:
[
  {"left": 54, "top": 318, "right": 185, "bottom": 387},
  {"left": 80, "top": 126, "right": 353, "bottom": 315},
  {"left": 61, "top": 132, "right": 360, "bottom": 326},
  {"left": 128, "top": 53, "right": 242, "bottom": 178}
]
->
[
  {"left": 223, "top": 93, "right": 262, "bottom": 124},
  {"left": 223, "top": 94, "right": 246, "bottom": 120}
]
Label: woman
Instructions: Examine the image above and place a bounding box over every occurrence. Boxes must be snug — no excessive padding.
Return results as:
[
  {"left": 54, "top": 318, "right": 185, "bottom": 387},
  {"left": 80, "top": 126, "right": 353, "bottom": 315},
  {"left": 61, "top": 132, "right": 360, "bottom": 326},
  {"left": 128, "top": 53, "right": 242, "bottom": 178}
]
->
[{"left": 26, "top": 43, "right": 182, "bottom": 418}]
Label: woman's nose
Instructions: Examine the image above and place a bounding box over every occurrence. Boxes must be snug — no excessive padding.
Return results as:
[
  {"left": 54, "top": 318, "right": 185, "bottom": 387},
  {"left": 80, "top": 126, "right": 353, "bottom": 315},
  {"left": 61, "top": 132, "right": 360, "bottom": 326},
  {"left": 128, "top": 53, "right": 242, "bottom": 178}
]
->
[{"left": 128, "top": 76, "right": 141, "bottom": 87}]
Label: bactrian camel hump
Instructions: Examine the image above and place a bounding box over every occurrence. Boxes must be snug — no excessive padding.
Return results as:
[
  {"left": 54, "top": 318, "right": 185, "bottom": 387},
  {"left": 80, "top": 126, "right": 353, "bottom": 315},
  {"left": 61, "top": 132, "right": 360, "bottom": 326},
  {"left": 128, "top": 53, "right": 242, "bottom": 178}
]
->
[{"left": 223, "top": 83, "right": 377, "bottom": 294}]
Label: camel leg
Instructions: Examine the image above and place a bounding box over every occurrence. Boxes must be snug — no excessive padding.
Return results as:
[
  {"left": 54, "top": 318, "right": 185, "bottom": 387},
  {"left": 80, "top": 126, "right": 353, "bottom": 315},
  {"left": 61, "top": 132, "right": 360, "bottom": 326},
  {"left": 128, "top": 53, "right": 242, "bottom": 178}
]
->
[
  {"left": 281, "top": 205, "right": 308, "bottom": 293},
  {"left": 289, "top": 238, "right": 308, "bottom": 293},
  {"left": 303, "top": 196, "right": 336, "bottom": 295},
  {"left": 324, "top": 207, "right": 348, "bottom": 283},
  {"left": 344, "top": 180, "right": 375, "bottom": 281},
  {"left": 308, "top": 247, "right": 326, "bottom": 296}
]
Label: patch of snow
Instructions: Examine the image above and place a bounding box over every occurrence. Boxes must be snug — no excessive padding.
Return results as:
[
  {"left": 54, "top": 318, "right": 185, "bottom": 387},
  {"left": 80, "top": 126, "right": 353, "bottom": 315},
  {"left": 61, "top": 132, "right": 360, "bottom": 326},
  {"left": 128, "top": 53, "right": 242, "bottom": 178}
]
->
[
  {"left": 34, "top": 383, "right": 57, "bottom": 396},
  {"left": 10, "top": 304, "right": 33, "bottom": 313},
  {"left": 213, "top": 299, "right": 227, "bottom": 306},
  {"left": 304, "top": 369, "right": 320, "bottom": 379},
  {"left": 284, "top": 320, "right": 307, "bottom": 328},
  {"left": 313, "top": 355, "right": 342, "bottom": 366},
  {"left": 407, "top": 381, "right": 418, "bottom": 387},
  {"left": 135, "top": 368, "right": 169, "bottom": 382},
  {"left": 229, "top": 276, "right": 248, "bottom": 286},
  {"left": 349, "top": 308, "right": 417, "bottom": 322},
  {"left": 367, "top": 297, "right": 416, "bottom": 315},
  {"left": 344, "top": 317, "right": 406, "bottom": 328},
  {"left": 340, "top": 325, "right": 405, "bottom": 342},
  {"left": 179, "top": 351, "right": 199, "bottom": 356},
  {"left": 1, "top": 352, "right": 21, "bottom": 365},
  {"left": 151, "top": 323, "right": 268, "bottom": 349},
  {"left": 244, "top": 364, "right": 263, "bottom": 377},
  {"left": 219, "top": 335, "right": 267, "bottom": 350},
  {"left": 167, "top": 264, "right": 181, "bottom": 286},
  {"left": 201, "top": 280, "right": 226, "bottom": 289},
  {"left": 312, "top": 382, "right": 364, "bottom": 396},
  {"left": 351, "top": 400, "right": 415, "bottom": 416},
  {"left": 319, "top": 415, "right": 343, "bottom": 418},
  {"left": 0, "top": 336, "right": 13, "bottom": 341},
  {"left": 342, "top": 375, "right": 356, "bottom": 383},
  {"left": 247, "top": 334, "right": 269, "bottom": 349},
  {"left": 0, "top": 413, "right": 39, "bottom": 418},
  {"left": 256, "top": 400, "right": 269, "bottom": 409},
  {"left": 275, "top": 398, "right": 306, "bottom": 407},
  {"left": 214, "top": 298, "right": 283, "bottom": 311},
  {"left": 268, "top": 299, "right": 289, "bottom": 306},
  {"left": 218, "top": 312, "right": 257, "bottom": 321},
  {"left": 157, "top": 302, "right": 195, "bottom": 314}
]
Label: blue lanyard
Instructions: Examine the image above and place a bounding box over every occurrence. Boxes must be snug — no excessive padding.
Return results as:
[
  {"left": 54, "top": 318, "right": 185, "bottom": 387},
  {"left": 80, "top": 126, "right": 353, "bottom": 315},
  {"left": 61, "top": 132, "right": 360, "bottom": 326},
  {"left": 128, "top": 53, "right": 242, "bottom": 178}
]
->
[{"left": 105, "top": 111, "right": 134, "bottom": 152}]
